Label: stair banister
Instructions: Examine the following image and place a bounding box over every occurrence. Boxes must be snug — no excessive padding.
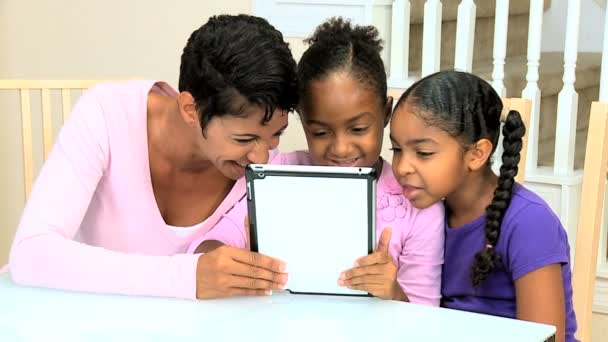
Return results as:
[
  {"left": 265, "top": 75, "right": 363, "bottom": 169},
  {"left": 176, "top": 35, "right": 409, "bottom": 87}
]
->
[
  {"left": 422, "top": 0, "right": 442, "bottom": 77},
  {"left": 521, "top": 0, "right": 545, "bottom": 173}
]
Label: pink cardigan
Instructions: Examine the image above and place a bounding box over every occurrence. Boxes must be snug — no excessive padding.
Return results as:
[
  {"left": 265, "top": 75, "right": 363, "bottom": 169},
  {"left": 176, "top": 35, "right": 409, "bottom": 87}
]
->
[{"left": 9, "top": 81, "right": 253, "bottom": 299}]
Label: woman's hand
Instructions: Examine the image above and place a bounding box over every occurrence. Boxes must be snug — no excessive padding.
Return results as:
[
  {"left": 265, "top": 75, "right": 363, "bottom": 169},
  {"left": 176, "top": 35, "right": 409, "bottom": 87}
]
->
[
  {"left": 195, "top": 245, "right": 288, "bottom": 299},
  {"left": 338, "top": 228, "right": 407, "bottom": 301}
]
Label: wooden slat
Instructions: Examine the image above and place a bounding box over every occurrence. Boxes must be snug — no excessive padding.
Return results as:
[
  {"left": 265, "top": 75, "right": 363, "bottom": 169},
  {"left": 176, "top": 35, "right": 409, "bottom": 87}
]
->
[
  {"left": 0, "top": 80, "right": 108, "bottom": 89},
  {"left": 572, "top": 102, "right": 608, "bottom": 342},
  {"left": 41, "top": 88, "right": 53, "bottom": 160},
  {"left": 20, "top": 89, "right": 33, "bottom": 198},
  {"left": 61, "top": 89, "right": 72, "bottom": 122}
]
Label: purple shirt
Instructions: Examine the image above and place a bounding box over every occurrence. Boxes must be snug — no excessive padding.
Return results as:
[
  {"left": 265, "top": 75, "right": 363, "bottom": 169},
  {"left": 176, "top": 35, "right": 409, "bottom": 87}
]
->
[{"left": 441, "top": 183, "right": 577, "bottom": 341}]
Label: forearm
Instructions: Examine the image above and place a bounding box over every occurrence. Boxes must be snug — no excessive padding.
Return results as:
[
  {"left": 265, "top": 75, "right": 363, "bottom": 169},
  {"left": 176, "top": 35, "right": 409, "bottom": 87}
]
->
[{"left": 10, "top": 232, "right": 199, "bottom": 299}]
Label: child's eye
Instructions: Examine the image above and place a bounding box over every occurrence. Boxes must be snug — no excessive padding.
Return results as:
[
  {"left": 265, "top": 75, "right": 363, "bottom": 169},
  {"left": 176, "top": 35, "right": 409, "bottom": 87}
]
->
[
  {"left": 389, "top": 147, "right": 402, "bottom": 154},
  {"left": 352, "top": 126, "right": 369, "bottom": 134},
  {"left": 312, "top": 131, "right": 328, "bottom": 137},
  {"left": 274, "top": 130, "right": 285, "bottom": 137},
  {"left": 417, "top": 151, "right": 434, "bottom": 158}
]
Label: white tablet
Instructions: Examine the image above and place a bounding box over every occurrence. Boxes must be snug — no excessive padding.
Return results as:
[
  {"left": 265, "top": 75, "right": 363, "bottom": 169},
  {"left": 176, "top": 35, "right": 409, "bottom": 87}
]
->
[{"left": 245, "top": 164, "right": 377, "bottom": 296}]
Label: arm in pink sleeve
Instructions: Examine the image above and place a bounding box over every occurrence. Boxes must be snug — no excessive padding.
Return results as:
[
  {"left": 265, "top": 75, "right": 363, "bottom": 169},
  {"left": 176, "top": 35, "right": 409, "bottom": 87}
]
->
[
  {"left": 397, "top": 202, "right": 445, "bottom": 306},
  {"left": 9, "top": 88, "right": 199, "bottom": 299},
  {"left": 187, "top": 198, "right": 249, "bottom": 253}
]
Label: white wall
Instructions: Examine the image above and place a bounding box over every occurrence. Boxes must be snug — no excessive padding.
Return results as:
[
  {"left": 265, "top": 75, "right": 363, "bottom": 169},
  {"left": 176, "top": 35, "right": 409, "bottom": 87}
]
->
[{"left": 542, "top": 0, "right": 606, "bottom": 52}]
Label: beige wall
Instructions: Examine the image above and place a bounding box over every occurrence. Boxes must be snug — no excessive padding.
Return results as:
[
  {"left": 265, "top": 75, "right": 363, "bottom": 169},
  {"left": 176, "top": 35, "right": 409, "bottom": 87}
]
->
[
  {"left": 592, "top": 313, "right": 608, "bottom": 342},
  {"left": 0, "top": 0, "right": 314, "bottom": 266},
  {"left": 0, "top": 0, "right": 261, "bottom": 264}
]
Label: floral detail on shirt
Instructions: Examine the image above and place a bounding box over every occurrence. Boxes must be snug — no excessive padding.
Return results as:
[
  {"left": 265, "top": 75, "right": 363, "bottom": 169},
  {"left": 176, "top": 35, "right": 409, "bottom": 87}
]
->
[{"left": 377, "top": 194, "right": 408, "bottom": 222}]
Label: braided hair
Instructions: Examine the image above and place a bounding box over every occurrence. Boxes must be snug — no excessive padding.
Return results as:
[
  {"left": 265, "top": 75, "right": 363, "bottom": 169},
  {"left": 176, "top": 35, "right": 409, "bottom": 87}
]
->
[
  {"left": 395, "top": 71, "right": 526, "bottom": 287},
  {"left": 179, "top": 15, "right": 298, "bottom": 131},
  {"left": 297, "top": 17, "right": 387, "bottom": 112}
]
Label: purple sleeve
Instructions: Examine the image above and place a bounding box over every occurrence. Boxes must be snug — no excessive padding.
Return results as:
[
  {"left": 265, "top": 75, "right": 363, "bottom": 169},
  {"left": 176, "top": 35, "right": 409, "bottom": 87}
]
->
[
  {"left": 505, "top": 204, "right": 570, "bottom": 280},
  {"left": 396, "top": 202, "right": 445, "bottom": 306}
]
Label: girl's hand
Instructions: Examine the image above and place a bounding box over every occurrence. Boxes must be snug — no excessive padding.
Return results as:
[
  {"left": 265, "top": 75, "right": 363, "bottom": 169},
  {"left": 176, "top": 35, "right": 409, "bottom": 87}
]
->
[{"left": 338, "top": 228, "right": 408, "bottom": 301}]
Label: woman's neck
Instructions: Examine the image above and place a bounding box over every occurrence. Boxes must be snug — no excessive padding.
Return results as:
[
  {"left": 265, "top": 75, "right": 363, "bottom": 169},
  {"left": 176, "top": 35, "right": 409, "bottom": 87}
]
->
[
  {"left": 445, "top": 168, "right": 498, "bottom": 228},
  {"left": 147, "top": 93, "right": 212, "bottom": 173}
]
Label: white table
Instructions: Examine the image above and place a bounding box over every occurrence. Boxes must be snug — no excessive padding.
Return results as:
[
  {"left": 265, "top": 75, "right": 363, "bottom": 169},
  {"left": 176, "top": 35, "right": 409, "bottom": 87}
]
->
[{"left": 0, "top": 273, "right": 555, "bottom": 342}]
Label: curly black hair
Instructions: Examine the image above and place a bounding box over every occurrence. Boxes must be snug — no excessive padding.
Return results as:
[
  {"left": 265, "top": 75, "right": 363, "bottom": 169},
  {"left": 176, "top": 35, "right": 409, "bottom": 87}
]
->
[
  {"left": 297, "top": 17, "right": 387, "bottom": 112},
  {"left": 179, "top": 14, "right": 298, "bottom": 131},
  {"left": 395, "top": 71, "right": 526, "bottom": 287}
]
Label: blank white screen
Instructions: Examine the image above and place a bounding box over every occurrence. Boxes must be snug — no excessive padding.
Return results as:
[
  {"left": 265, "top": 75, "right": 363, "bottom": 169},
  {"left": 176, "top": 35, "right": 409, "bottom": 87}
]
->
[{"left": 252, "top": 174, "right": 371, "bottom": 295}]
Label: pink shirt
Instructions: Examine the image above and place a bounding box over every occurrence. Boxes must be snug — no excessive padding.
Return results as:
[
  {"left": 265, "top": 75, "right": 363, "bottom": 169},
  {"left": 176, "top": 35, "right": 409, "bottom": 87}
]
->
[
  {"left": 9, "top": 81, "right": 253, "bottom": 299},
  {"left": 188, "top": 151, "right": 445, "bottom": 305}
]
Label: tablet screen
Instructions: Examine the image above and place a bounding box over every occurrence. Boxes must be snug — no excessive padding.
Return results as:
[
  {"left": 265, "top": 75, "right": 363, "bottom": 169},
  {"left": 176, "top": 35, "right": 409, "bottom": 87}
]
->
[{"left": 246, "top": 164, "right": 376, "bottom": 295}]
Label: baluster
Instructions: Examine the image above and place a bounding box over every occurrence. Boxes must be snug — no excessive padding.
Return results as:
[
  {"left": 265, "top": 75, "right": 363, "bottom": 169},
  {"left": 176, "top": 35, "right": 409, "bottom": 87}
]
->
[
  {"left": 492, "top": 0, "right": 510, "bottom": 97},
  {"left": 422, "top": 0, "right": 442, "bottom": 77},
  {"left": 600, "top": 3, "right": 608, "bottom": 102},
  {"left": 521, "top": 0, "right": 544, "bottom": 172},
  {"left": 389, "top": 0, "right": 411, "bottom": 86},
  {"left": 454, "top": 0, "right": 476, "bottom": 72},
  {"left": 554, "top": 0, "right": 581, "bottom": 175}
]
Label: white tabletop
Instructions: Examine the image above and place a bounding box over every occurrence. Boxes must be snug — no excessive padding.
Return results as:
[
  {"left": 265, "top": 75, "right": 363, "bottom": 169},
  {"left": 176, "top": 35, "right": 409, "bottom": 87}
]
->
[{"left": 0, "top": 273, "right": 555, "bottom": 342}]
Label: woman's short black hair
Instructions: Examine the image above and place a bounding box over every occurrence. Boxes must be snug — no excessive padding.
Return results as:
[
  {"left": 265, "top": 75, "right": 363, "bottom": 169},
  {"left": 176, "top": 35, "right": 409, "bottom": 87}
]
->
[{"left": 179, "top": 14, "right": 298, "bottom": 130}]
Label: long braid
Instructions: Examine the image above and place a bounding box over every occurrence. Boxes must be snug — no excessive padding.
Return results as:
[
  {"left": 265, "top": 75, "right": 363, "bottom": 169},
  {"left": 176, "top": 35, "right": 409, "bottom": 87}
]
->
[{"left": 471, "top": 110, "right": 526, "bottom": 287}]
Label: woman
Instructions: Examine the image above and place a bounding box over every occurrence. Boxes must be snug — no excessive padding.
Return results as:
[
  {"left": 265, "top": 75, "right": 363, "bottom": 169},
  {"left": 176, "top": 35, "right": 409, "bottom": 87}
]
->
[{"left": 9, "top": 14, "right": 297, "bottom": 300}]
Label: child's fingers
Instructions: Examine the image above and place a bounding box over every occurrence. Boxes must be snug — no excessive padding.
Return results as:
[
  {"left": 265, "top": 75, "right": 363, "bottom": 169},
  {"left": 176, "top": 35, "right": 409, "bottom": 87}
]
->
[
  {"left": 244, "top": 215, "right": 251, "bottom": 250},
  {"left": 375, "top": 227, "right": 392, "bottom": 253},
  {"left": 355, "top": 251, "right": 391, "bottom": 267},
  {"left": 340, "top": 264, "right": 384, "bottom": 281},
  {"left": 339, "top": 274, "right": 383, "bottom": 287},
  {"left": 346, "top": 283, "right": 382, "bottom": 295}
]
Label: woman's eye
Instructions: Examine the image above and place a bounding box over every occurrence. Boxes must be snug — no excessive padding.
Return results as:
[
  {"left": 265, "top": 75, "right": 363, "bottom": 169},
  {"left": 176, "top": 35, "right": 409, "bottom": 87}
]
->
[
  {"left": 234, "top": 138, "right": 255, "bottom": 144},
  {"left": 389, "top": 147, "right": 402, "bottom": 153},
  {"left": 312, "top": 131, "right": 328, "bottom": 137},
  {"left": 274, "top": 130, "right": 285, "bottom": 137}
]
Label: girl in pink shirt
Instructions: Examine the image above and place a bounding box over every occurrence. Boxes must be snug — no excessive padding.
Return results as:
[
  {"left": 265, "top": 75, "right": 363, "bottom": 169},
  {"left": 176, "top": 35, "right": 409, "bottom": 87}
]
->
[
  {"left": 8, "top": 15, "right": 297, "bottom": 299},
  {"left": 190, "top": 18, "right": 445, "bottom": 305}
]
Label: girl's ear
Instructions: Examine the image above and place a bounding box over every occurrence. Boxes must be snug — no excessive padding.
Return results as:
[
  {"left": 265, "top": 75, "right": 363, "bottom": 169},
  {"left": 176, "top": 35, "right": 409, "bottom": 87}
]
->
[
  {"left": 177, "top": 91, "right": 200, "bottom": 127},
  {"left": 466, "top": 138, "right": 494, "bottom": 171},
  {"left": 383, "top": 96, "right": 394, "bottom": 127}
]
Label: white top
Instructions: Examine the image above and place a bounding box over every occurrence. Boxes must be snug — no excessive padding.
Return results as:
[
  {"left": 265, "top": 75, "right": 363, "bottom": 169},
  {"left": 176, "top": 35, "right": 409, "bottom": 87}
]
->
[
  {"left": 0, "top": 273, "right": 556, "bottom": 342},
  {"left": 166, "top": 218, "right": 209, "bottom": 237}
]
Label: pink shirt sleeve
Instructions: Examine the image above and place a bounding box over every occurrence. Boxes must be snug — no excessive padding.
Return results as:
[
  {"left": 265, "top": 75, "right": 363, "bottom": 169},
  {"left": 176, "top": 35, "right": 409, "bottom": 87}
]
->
[
  {"left": 396, "top": 202, "right": 445, "bottom": 306},
  {"left": 9, "top": 88, "right": 199, "bottom": 299}
]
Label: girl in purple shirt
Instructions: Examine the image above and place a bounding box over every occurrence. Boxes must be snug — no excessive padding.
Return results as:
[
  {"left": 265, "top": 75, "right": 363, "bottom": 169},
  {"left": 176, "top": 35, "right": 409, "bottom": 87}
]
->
[{"left": 389, "top": 71, "right": 577, "bottom": 342}]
